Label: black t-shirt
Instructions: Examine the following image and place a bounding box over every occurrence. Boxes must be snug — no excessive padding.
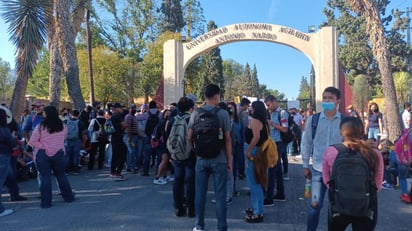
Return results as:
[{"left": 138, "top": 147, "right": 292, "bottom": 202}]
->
[{"left": 245, "top": 122, "right": 268, "bottom": 147}]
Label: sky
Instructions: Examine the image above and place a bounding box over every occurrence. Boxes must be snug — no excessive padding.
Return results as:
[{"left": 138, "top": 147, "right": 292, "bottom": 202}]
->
[{"left": 0, "top": 0, "right": 410, "bottom": 100}]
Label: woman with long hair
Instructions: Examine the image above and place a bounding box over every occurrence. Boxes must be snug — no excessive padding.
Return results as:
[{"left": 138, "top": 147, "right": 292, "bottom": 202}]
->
[
  {"left": 228, "top": 101, "right": 243, "bottom": 196},
  {"left": 0, "top": 108, "right": 17, "bottom": 217},
  {"left": 322, "top": 117, "right": 383, "bottom": 230},
  {"left": 244, "top": 101, "right": 269, "bottom": 223},
  {"left": 365, "top": 103, "right": 383, "bottom": 141},
  {"left": 29, "top": 106, "right": 75, "bottom": 208}
]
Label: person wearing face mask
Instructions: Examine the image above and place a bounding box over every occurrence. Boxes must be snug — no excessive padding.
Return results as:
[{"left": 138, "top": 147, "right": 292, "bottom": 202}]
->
[
  {"left": 301, "top": 86, "right": 344, "bottom": 231},
  {"left": 364, "top": 103, "right": 383, "bottom": 142},
  {"left": 122, "top": 105, "right": 139, "bottom": 173}
]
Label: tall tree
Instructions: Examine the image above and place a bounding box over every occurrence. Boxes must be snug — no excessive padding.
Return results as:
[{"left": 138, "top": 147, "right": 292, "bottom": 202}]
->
[
  {"left": 1, "top": 0, "right": 52, "bottom": 119},
  {"left": 182, "top": 0, "right": 205, "bottom": 39},
  {"left": 346, "top": 0, "right": 401, "bottom": 140},
  {"left": 222, "top": 59, "right": 244, "bottom": 100},
  {"left": 352, "top": 74, "right": 370, "bottom": 121},
  {"left": 199, "top": 21, "right": 224, "bottom": 99},
  {"left": 250, "top": 64, "right": 260, "bottom": 98},
  {"left": 297, "top": 76, "right": 311, "bottom": 100},
  {"left": 159, "top": 0, "right": 185, "bottom": 33}
]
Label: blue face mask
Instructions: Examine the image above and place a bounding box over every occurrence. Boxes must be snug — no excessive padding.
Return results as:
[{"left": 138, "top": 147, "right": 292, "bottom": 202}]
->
[{"left": 322, "top": 102, "right": 335, "bottom": 112}]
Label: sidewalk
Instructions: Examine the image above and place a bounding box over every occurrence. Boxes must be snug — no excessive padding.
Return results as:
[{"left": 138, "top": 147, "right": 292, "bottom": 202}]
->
[{"left": 1, "top": 156, "right": 411, "bottom": 230}]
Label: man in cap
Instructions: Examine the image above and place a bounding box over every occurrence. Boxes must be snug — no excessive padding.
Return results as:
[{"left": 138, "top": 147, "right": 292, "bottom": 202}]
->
[
  {"left": 110, "top": 103, "right": 127, "bottom": 180},
  {"left": 23, "top": 100, "right": 46, "bottom": 148}
]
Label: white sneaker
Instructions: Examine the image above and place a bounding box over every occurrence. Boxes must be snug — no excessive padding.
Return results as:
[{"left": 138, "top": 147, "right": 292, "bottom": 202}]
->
[
  {"left": 0, "top": 209, "right": 14, "bottom": 217},
  {"left": 164, "top": 175, "right": 175, "bottom": 182},
  {"left": 153, "top": 177, "right": 168, "bottom": 185},
  {"left": 193, "top": 227, "right": 205, "bottom": 231}
]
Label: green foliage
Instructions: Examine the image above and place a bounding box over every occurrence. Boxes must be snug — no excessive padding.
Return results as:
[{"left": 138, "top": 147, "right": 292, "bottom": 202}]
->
[
  {"left": 393, "top": 71, "right": 412, "bottom": 105},
  {"left": 0, "top": 57, "right": 13, "bottom": 100},
  {"left": 159, "top": 0, "right": 185, "bottom": 33},
  {"left": 29, "top": 50, "right": 51, "bottom": 98},
  {"left": 297, "top": 76, "right": 311, "bottom": 100},
  {"left": 77, "top": 46, "right": 129, "bottom": 105},
  {"left": 352, "top": 74, "right": 370, "bottom": 115},
  {"left": 323, "top": 0, "right": 411, "bottom": 90},
  {"left": 198, "top": 21, "right": 224, "bottom": 99}
]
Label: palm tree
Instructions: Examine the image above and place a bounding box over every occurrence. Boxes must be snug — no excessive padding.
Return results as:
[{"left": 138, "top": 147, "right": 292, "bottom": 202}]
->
[
  {"left": 1, "top": 0, "right": 52, "bottom": 119},
  {"left": 346, "top": 0, "right": 402, "bottom": 140},
  {"left": 1, "top": 0, "right": 88, "bottom": 118}
]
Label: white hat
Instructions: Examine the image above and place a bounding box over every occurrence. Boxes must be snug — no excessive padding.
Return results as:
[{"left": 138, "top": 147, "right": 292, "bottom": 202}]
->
[{"left": 0, "top": 105, "right": 13, "bottom": 124}]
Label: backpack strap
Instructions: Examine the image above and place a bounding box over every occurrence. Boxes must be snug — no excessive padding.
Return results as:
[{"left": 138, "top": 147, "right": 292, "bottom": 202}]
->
[
  {"left": 311, "top": 112, "right": 321, "bottom": 140},
  {"left": 331, "top": 143, "right": 347, "bottom": 156},
  {"left": 311, "top": 112, "right": 345, "bottom": 140}
]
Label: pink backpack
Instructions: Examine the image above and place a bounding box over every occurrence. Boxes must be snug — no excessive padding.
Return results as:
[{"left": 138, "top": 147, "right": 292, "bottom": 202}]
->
[{"left": 394, "top": 128, "right": 412, "bottom": 165}]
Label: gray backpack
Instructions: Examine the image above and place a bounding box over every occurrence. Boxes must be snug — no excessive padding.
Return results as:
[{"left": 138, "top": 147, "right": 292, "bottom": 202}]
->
[{"left": 167, "top": 113, "right": 191, "bottom": 160}]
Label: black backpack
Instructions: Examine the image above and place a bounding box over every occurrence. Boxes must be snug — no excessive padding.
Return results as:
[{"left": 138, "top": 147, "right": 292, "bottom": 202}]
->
[
  {"left": 328, "top": 143, "right": 377, "bottom": 217},
  {"left": 192, "top": 107, "right": 224, "bottom": 159},
  {"left": 145, "top": 111, "right": 160, "bottom": 137},
  {"left": 277, "top": 110, "right": 297, "bottom": 143}
]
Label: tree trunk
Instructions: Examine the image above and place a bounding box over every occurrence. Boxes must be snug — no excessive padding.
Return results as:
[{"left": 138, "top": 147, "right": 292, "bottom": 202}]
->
[
  {"left": 55, "top": 0, "right": 85, "bottom": 110},
  {"left": 49, "top": 34, "right": 63, "bottom": 109},
  {"left": 347, "top": 0, "right": 402, "bottom": 141},
  {"left": 9, "top": 71, "right": 28, "bottom": 122}
]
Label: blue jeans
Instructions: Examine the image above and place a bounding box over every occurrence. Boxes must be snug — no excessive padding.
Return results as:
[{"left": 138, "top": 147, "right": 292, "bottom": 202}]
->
[
  {"left": 307, "top": 168, "right": 327, "bottom": 231},
  {"left": 123, "top": 134, "right": 139, "bottom": 170},
  {"left": 35, "top": 149, "right": 74, "bottom": 208},
  {"left": 367, "top": 128, "right": 380, "bottom": 141},
  {"left": 173, "top": 157, "right": 195, "bottom": 210},
  {"left": 266, "top": 142, "right": 286, "bottom": 199},
  {"left": 64, "top": 139, "right": 81, "bottom": 172},
  {"left": 398, "top": 160, "right": 410, "bottom": 195},
  {"left": 0, "top": 154, "right": 11, "bottom": 213},
  {"left": 194, "top": 159, "right": 228, "bottom": 231},
  {"left": 136, "top": 136, "right": 146, "bottom": 169},
  {"left": 244, "top": 146, "right": 263, "bottom": 215}
]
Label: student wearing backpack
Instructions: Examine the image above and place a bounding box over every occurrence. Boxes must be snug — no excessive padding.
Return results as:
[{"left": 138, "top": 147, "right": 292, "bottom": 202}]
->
[
  {"left": 169, "top": 96, "right": 196, "bottom": 217},
  {"left": 188, "top": 84, "right": 232, "bottom": 231},
  {"left": 301, "top": 87, "right": 345, "bottom": 231},
  {"left": 263, "top": 95, "right": 287, "bottom": 206},
  {"left": 64, "top": 110, "right": 87, "bottom": 174},
  {"left": 87, "top": 110, "right": 107, "bottom": 170},
  {"left": 137, "top": 101, "right": 163, "bottom": 176},
  {"left": 322, "top": 117, "right": 383, "bottom": 231}
]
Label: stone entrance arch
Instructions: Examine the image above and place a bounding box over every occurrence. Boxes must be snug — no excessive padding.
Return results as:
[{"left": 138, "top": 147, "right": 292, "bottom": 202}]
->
[{"left": 163, "top": 23, "right": 338, "bottom": 110}]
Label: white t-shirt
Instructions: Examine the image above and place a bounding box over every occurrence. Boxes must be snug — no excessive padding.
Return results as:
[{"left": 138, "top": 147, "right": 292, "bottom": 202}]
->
[{"left": 402, "top": 110, "right": 411, "bottom": 129}]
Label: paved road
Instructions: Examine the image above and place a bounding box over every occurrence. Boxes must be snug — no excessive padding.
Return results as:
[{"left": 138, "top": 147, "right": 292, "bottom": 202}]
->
[{"left": 1, "top": 156, "right": 411, "bottom": 231}]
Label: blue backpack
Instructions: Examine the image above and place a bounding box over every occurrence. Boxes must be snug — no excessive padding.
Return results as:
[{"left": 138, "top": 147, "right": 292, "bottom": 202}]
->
[{"left": 66, "top": 120, "right": 79, "bottom": 140}]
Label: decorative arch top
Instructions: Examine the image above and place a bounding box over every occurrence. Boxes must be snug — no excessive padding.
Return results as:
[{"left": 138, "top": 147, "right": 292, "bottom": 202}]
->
[{"left": 182, "top": 23, "right": 316, "bottom": 68}]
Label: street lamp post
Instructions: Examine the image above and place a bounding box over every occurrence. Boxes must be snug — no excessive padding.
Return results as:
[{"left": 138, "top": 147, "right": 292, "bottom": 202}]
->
[
  {"left": 181, "top": 79, "right": 186, "bottom": 96},
  {"left": 308, "top": 26, "right": 316, "bottom": 109}
]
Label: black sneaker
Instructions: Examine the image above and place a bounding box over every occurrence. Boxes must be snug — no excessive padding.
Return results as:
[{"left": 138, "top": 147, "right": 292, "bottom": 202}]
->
[
  {"left": 10, "top": 195, "right": 27, "bottom": 201},
  {"left": 175, "top": 208, "right": 185, "bottom": 217},
  {"left": 187, "top": 207, "right": 195, "bottom": 218},
  {"left": 273, "top": 194, "right": 286, "bottom": 202},
  {"left": 263, "top": 199, "right": 274, "bottom": 207}
]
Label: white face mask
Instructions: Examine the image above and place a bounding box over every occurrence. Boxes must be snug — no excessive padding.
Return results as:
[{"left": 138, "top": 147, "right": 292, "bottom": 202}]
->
[{"left": 348, "top": 109, "right": 352, "bottom": 113}]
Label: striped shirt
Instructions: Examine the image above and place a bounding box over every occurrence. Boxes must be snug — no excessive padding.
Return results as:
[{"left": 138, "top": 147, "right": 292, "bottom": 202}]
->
[
  {"left": 125, "top": 113, "right": 139, "bottom": 135},
  {"left": 29, "top": 125, "right": 67, "bottom": 161}
]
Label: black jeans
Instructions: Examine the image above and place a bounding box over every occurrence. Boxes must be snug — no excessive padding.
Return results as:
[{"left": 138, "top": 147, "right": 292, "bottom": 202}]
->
[
  {"left": 88, "top": 141, "right": 106, "bottom": 170},
  {"left": 173, "top": 157, "right": 196, "bottom": 209},
  {"left": 266, "top": 142, "right": 286, "bottom": 199},
  {"left": 111, "top": 136, "right": 127, "bottom": 175}
]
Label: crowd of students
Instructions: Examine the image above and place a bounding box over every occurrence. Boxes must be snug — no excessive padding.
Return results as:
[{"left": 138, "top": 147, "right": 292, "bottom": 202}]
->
[{"left": 1, "top": 86, "right": 412, "bottom": 231}]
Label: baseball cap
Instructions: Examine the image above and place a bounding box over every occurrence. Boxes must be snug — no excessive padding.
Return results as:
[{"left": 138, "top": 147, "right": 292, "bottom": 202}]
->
[{"left": 186, "top": 93, "right": 197, "bottom": 104}]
